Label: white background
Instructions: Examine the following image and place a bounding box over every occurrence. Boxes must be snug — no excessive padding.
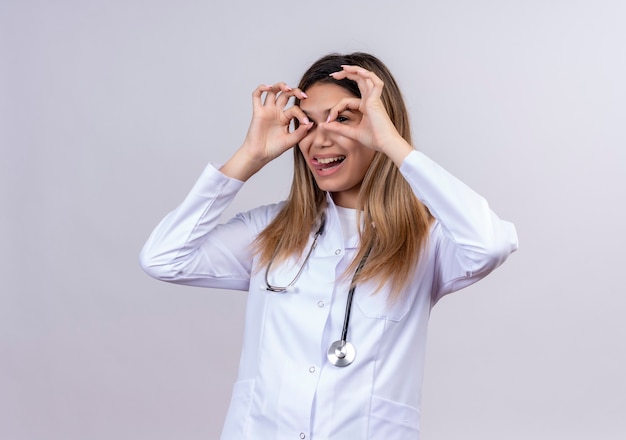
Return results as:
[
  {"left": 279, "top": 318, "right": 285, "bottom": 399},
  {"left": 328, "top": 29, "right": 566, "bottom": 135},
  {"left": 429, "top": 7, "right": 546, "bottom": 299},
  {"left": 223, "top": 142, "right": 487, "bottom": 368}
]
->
[{"left": 2, "top": 1, "right": 625, "bottom": 439}]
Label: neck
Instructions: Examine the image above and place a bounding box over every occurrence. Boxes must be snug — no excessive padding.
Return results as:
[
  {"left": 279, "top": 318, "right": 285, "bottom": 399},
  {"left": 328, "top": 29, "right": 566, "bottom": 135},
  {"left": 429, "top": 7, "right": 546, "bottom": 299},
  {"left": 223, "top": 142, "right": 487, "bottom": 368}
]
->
[{"left": 331, "top": 190, "right": 359, "bottom": 209}]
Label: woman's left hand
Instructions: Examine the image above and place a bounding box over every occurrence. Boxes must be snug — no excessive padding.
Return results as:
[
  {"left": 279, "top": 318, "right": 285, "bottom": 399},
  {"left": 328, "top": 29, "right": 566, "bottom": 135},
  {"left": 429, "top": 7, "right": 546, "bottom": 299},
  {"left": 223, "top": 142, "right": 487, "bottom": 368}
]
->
[{"left": 324, "top": 65, "right": 412, "bottom": 164}]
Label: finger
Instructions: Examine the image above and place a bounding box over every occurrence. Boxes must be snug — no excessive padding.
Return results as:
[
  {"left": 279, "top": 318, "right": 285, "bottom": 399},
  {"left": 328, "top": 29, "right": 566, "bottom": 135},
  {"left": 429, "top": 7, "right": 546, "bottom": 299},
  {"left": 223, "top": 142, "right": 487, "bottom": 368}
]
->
[
  {"left": 290, "top": 87, "right": 308, "bottom": 101},
  {"left": 330, "top": 66, "right": 384, "bottom": 97},
  {"left": 325, "top": 97, "right": 361, "bottom": 123},
  {"left": 337, "top": 65, "right": 384, "bottom": 86},
  {"left": 334, "top": 71, "right": 381, "bottom": 96},
  {"left": 330, "top": 71, "right": 378, "bottom": 99},
  {"left": 284, "top": 122, "right": 313, "bottom": 147},
  {"left": 276, "top": 87, "right": 309, "bottom": 110},
  {"left": 275, "top": 84, "right": 306, "bottom": 109},
  {"left": 275, "top": 90, "right": 294, "bottom": 109},
  {"left": 323, "top": 119, "right": 359, "bottom": 141},
  {"left": 284, "top": 105, "right": 311, "bottom": 126},
  {"left": 267, "top": 81, "right": 291, "bottom": 92},
  {"left": 252, "top": 84, "right": 273, "bottom": 110},
  {"left": 265, "top": 81, "right": 292, "bottom": 106}
]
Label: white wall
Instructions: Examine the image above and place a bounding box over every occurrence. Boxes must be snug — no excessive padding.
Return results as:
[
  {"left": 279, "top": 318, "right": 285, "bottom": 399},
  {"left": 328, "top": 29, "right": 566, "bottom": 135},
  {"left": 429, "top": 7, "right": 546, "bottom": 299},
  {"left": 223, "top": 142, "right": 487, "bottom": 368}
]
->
[{"left": 1, "top": 1, "right": 624, "bottom": 439}]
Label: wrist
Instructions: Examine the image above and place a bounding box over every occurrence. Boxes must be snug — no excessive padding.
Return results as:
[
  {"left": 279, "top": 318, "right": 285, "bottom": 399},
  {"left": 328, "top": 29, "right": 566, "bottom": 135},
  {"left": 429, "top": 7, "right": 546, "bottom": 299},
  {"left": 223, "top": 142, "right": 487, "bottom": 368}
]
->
[
  {"left": 378, "top": 134, "right": 414, "bottom": 167},
  {"left": 220, "top": 146, "right": 270, "bottom": 182}
]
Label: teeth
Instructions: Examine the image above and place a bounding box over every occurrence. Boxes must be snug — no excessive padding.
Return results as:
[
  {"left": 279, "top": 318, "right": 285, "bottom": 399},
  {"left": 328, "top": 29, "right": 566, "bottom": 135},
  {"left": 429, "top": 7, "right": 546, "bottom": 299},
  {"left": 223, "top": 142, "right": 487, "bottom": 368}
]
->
[{"left": 317, "top": 156, "right": 345, "bottom": 164}]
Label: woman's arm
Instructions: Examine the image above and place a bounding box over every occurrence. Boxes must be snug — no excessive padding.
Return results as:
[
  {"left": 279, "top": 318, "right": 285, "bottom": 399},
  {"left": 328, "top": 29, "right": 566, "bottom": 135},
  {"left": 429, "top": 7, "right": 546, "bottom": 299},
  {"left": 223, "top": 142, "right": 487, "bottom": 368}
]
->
[
  {"left": 399, "top": 151, "right": 519, "bottom": 300},
  {"left": 324, "top": 65, "right": 517, "bottom": 299},
  {"left": 139, "top": 164, "right": 256, "bottom": 290},
  {"left": 140, "top": 82, "right": 311, "bottom": 289}
]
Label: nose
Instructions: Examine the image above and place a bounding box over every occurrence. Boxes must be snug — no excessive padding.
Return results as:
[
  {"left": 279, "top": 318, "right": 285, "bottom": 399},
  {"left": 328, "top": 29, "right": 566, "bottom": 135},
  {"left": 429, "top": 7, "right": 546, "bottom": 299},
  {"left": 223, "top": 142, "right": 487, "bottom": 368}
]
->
[{"left": 311, "top": 122, "right": 333, "bottom": 148}]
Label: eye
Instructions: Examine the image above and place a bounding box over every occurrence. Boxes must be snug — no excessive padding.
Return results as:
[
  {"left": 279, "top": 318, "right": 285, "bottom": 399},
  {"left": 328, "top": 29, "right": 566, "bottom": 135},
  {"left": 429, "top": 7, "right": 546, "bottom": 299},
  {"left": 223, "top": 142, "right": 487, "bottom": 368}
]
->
[{"left": 336, "top": 115, "right": 349, "bottom": 123}]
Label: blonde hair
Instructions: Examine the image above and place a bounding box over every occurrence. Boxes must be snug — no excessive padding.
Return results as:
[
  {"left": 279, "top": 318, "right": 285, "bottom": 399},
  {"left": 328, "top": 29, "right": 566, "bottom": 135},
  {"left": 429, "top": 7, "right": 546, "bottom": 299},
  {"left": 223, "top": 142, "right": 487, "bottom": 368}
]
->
[{"left": 254, "top": 53, "right": 432, "bottom": 301}]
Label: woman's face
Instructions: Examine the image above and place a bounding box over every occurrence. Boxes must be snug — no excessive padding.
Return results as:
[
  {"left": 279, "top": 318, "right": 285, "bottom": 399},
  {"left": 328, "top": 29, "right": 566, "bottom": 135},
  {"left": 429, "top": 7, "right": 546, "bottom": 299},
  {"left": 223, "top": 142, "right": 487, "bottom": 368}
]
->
[{"left": 298, "top": 82, "right": 375, "bottom": 209}]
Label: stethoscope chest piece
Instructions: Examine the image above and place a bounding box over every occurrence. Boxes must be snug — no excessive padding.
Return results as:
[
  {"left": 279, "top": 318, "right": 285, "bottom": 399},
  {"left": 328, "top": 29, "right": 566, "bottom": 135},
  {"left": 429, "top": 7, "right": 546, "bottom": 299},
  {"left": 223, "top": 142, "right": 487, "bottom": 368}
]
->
[{"left": 327, "top": 340, "right": 356, "bottom": 367}]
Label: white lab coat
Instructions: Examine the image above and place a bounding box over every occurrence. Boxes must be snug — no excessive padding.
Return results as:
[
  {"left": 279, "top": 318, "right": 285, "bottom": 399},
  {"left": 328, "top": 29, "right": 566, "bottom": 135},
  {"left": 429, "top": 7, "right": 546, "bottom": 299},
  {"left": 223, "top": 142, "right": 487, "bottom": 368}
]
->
[{"left": 140, "top": 150, "right": 518, "bottom": 440}]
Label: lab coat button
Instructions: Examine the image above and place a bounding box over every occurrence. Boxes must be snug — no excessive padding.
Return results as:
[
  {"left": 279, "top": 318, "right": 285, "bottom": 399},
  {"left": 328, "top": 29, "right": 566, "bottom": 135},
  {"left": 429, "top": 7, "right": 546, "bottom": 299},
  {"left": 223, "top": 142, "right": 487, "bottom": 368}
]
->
[
  {"left": 317, "top": 300, "right": 325, "bottom": 308},
  {"left": 335, "top": 249, "right": 341, "bottom": 255},
  {"left": 308, "top": 366, "right": 316, "bottom": 373},
  {"left": 300, "top": 433, "right": 306, "bottom": 439}
]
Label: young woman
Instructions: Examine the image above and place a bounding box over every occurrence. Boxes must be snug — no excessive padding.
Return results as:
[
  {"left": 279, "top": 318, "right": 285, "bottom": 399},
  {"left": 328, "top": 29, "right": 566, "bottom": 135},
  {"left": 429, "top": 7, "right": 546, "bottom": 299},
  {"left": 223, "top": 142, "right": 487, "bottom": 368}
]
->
[{"left": 140, "top": 52, "right": 518, "bottom": 439}]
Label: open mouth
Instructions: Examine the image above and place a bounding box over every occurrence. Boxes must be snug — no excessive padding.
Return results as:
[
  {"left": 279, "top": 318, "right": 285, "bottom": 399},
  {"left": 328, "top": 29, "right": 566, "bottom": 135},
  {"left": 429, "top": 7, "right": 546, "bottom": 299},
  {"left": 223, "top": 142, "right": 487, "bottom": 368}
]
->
[{"left": 314, "top": 155, "right": 346, "bottom": 169}]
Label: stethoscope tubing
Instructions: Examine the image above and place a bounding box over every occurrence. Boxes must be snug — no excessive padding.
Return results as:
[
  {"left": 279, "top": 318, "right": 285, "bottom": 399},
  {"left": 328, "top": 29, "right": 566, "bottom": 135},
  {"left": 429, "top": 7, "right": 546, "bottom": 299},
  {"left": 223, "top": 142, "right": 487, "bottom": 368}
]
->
[
  {"left": 340, "top": 246, "right": 371, "bottom": 344},
  {"left": 264, "top": 216, "right": 326, "bottom": 293},
  {"left": 263, "top": 213, "right": 372, "bottom": 368}
]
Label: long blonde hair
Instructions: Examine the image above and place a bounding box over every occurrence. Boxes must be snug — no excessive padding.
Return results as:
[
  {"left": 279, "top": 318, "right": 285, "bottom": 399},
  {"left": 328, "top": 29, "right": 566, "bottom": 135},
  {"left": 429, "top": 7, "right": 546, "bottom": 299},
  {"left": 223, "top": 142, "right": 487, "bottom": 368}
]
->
[{"left": 254, "top": 53, "right": 432, "bottom": 301}]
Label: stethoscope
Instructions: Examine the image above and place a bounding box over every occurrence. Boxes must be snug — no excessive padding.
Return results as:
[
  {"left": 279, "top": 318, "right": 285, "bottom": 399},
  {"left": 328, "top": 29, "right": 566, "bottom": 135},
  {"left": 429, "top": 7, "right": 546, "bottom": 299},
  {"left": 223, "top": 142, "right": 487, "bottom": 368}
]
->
[{"left": 263, "top": 215, "right": 370, "bottom": 367}]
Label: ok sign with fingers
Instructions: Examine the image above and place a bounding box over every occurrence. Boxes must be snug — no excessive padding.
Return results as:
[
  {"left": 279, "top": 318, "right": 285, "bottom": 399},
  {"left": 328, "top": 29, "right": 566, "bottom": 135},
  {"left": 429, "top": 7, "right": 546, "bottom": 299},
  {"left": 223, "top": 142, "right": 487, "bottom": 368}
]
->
[
  {"left": 323, "top": 65, "right": 413, "bottom": 167},
  {"left": 221, "top": 82, "right": 312, "bottom": 181}
]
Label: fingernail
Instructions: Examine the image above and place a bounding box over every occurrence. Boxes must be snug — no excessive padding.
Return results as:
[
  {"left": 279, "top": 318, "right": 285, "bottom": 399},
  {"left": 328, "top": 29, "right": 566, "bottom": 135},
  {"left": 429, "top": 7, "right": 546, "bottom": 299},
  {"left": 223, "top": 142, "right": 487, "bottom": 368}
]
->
[
  {"left": 329, "top": 71, "right": 340, "bottom": 77},
  {"left": 326, "top": 115, "right": 331, "bottom": 123},
  {"left": 303, "top": 116, "right": 310, "bottom": 124},
  {"left": 301, "top": 92, "right": 308, "bottom": 98}
]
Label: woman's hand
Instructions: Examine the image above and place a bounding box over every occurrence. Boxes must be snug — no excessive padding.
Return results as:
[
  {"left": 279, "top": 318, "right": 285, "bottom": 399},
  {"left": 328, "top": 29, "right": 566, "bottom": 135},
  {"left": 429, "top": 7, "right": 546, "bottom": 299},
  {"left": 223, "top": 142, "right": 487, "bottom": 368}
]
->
[
  {"left": 221, "top": 83, "right": 312, "bottom": 181},
  {"left": 324, "top": 66, "right": 413, "bottom": 166},
  {"left": 245, "top": 83, "right": 312, "bottom": 161}
]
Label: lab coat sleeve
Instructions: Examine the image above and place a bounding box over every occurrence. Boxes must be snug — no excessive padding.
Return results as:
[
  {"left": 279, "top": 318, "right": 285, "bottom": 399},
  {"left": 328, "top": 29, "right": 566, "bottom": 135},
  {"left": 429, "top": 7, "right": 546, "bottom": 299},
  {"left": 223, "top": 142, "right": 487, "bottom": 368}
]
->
[
  {"left": 399, "top": 151, "right": 518, "bottom": 301},
  {"left": 139, "top": 163, "right": 277, "bottom": 291}
]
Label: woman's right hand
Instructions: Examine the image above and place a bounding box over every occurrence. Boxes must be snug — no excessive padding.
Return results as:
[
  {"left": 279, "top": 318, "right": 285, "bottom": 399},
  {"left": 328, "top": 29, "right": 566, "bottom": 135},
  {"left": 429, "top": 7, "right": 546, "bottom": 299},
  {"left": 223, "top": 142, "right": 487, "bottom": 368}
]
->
[{"left": 221, "top": 83, "right": 312, "bottom": 181}]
